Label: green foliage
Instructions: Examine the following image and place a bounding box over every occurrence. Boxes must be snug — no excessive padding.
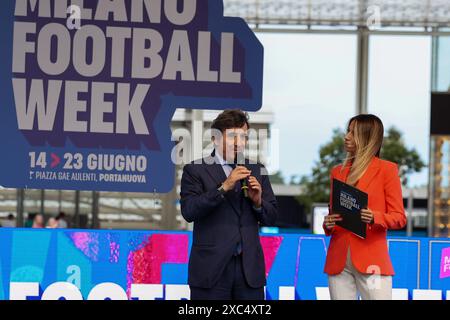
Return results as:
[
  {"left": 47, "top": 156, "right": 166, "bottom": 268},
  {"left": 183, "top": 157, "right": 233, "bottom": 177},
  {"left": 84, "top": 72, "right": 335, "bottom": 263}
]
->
[
  {"left": 268, "top": 171, "right": 286, "bottom": 184},
  {"left": 381, "top": 127, "right": 426, "bottom": 185}
]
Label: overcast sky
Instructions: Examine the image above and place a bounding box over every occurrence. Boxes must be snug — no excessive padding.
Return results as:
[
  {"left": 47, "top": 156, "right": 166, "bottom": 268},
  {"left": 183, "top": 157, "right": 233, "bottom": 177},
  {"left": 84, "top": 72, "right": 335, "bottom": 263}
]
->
[{"left": 256, "top": 32, "right": 431, "bottom": 187}]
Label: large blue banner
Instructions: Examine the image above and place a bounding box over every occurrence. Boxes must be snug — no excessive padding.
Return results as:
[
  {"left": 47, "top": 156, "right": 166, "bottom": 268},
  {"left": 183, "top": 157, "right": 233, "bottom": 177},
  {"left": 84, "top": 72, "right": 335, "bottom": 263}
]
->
[
  {"left": 0, "top": 0, "right": 264, "bottom": 192},
  {"left": 0, "top": 229, "right": 449, "bottom": 300}
]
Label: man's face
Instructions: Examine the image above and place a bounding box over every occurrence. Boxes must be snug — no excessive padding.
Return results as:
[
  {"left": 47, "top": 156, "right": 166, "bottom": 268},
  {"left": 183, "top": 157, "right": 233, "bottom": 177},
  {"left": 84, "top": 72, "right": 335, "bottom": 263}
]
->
[{"left": 215, "top": 124, "right": 249, "bottom": 163}]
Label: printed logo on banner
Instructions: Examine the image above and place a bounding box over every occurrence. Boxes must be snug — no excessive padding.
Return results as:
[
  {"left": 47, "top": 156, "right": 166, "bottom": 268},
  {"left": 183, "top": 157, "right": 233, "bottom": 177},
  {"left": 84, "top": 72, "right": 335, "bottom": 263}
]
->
[
  {"left": 0, "top": 0, "right": 264, "bottom": 192},
  {"left": 440, "top": 247, "right": 450, "bottom": 279}
]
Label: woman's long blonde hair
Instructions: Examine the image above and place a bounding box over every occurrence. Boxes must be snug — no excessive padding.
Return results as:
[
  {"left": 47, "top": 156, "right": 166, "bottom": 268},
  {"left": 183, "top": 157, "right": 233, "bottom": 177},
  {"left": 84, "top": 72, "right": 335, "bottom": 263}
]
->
[{"left": 343, "top": 114, "right": 384, "bottom": 186}]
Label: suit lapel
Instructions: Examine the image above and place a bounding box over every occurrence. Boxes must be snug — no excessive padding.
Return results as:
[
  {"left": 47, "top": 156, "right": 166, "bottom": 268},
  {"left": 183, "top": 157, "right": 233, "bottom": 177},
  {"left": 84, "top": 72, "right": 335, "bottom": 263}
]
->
[
  {"left": 204, "top": 156, "right": 227, "bottom": 184},
  {"left": 356, "top": 157, "right": 381, "bottom": 191},
  {"left": 337, "top": 163, "right": 351, "bottom": 182},
  {"left": 338, "top": 157, "right": 381, "bottom": 192}
]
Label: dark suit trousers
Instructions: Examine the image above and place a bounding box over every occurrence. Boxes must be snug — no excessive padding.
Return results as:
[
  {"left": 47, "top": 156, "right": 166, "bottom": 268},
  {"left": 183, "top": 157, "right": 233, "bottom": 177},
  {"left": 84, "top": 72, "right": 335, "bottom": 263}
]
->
[{"left": 190, "top": 254, "right": 265, "bottom": 300}]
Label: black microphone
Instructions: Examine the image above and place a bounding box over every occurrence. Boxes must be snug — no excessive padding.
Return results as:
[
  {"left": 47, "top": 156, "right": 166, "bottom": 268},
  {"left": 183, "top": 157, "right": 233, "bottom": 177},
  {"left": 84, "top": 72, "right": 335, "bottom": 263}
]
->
[
  {"left": 235, "top": 152, "right": 249, "bottom": 198},
  {"left": 241, "top": 176, "right": 249, "bottom": 198}
]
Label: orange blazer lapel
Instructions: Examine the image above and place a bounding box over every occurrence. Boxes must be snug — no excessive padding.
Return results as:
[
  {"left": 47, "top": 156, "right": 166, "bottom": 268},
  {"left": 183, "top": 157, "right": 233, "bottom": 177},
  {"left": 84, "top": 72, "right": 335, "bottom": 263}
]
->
[
  {"left": 334, "top": 157, "right": 381, "bottom": 191},
  {"left": 356, "top": 157, "right": 381, "bottom": 192},
  {"left": 335, "top": 162, "right": 351, "bottom": 183}
]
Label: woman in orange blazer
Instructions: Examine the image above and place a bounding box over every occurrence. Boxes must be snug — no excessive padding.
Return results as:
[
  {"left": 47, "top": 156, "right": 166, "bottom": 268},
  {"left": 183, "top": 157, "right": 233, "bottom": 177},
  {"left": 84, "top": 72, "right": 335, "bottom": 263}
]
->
[{"left": 323, "top": 114, "right": 406, "bottom": 300}]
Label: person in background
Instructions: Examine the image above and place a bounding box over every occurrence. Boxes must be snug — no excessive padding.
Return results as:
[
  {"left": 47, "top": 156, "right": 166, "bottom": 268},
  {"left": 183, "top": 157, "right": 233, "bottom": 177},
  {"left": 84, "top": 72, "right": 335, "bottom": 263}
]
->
[
  {"left": 46, "top": 217, "right": 59, "bottom": 229},
  {"left": 56, "top": 211, "right": 68, "bottom": 228},
  {"left": 32, "top": 213, "right": 44, "bottom": 229},
  {"left": 24, "top": 213, "right": 34, "bottom": 228},
  {"left": 2, "top": 214, "right": 16, "bottom": 228}
]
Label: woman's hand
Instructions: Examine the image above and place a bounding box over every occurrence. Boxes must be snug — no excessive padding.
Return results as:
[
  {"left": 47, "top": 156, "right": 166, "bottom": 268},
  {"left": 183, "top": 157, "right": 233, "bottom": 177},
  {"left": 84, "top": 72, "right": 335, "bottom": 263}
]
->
[
  {"left": 361, "top": 208, "right": 374, "bottom": 224},
  {"left": 324, "top": 214, "right": 342, "bottom": 230}
]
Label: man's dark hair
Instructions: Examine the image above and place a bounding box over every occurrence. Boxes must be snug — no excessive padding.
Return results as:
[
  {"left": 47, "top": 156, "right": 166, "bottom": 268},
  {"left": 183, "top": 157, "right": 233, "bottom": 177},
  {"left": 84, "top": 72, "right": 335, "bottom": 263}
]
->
[{"left": 211, "top": 109, "right": 250, "bottom": 133}]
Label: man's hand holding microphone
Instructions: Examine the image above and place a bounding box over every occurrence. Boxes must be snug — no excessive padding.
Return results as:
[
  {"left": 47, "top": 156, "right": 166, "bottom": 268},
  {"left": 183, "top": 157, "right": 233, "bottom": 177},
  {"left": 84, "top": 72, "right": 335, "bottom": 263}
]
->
[
  {"left": 221, "top": 166, "right": 263, "bottom": 209},
  {"left": 222, "top": 166, "right": 251, "bottom": 193}
]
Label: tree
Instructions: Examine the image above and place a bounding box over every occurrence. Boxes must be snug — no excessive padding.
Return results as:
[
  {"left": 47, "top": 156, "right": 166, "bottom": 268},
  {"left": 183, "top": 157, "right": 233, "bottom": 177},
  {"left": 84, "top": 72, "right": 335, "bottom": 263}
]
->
[
  {"left": 381, "top": 127, "right": 426, "bottom": 185},
  {"left": 295, "top": 128, "right": 346, "bottom": 211},
  {"left": 268, "top": 171, "right": 286, "bottom": 184},
  {"left": 295, "top": 126, "right": 426, "bottom": 213}
]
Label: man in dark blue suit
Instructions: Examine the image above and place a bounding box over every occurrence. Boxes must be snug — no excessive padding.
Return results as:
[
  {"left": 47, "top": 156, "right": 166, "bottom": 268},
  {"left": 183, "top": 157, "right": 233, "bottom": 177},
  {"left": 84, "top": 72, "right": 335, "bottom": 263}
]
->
[{"left": 180, "top": 109, "right": 278, "bottom": 300}]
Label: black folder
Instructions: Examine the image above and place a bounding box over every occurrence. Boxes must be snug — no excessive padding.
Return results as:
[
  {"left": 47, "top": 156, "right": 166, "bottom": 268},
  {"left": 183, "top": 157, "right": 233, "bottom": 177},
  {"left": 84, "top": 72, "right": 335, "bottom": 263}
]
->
[{"left": 331, "top": 178, "right": 368, "bottom": 239}]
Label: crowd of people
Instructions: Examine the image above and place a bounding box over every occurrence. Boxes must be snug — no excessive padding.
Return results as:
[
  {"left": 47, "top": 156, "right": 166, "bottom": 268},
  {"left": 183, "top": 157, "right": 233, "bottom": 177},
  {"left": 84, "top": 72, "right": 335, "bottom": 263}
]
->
[{"left": 0, "top": 212, "right": 68, "bottom": 229}]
